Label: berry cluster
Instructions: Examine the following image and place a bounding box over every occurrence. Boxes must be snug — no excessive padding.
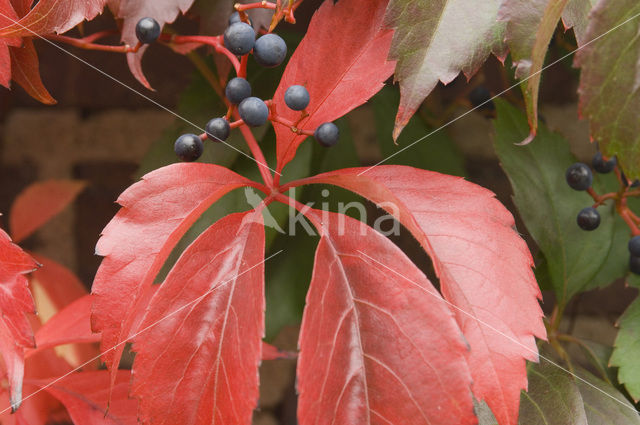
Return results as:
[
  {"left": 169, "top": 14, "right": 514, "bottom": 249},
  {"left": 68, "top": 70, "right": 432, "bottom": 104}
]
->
[
  {"left": 565, "top": 151, "right": 640, "bottom": 275},
  {"left": 135, "top": 14, "right": 339, "bottom": 163}
]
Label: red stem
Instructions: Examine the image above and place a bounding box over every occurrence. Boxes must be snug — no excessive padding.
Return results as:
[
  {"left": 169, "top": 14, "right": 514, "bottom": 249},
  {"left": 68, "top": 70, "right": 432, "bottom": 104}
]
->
[
  {"left": 165, "top": 35, "right": 241, "bottom": 74},
  {"left": 46, "top": 34, "right": 141, "bottom": 53},
  {"left": 235, "top": 1, "right": 277, "bottom": 11},
  {"left": 233, "top": 111, "right": 274, "bottom": 187}
]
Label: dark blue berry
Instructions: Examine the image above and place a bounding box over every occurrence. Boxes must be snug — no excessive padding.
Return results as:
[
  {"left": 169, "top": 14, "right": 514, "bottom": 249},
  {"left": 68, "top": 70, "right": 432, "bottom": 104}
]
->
[
  {"left": 629, "top": 236, "right": 640, "bottom": 257},
  {"left": 225, "top": 77, "right": 252, "bottom": 104},
  {"left": 224, "top": 22, "right": 255, "bottom": 55},
  {"left": 592, "top": 152, "right": 616, "bottom": 174},
  {"left": 229, "top": 11, "right": 253, "bottom": 27},
  {"left": 284, "top": 85, "right": 310, "bottom": 111},
  {"left": 174, "top": 134, "right": 203, "bottom": 162},
  {"left": 135, "top": 18, "right": 161, "bottom": 44},
  {"left": 565, "top": 163, "right": 593, "bottom": 191},
  {"left": 577, "top": 207, "right": 600, "bottom": 231},
  {"left": 253, "top": 33, "right": 287, "bottom": 67},
  {"left": 314, "top": 122, "right": 339, "bottom": 147},
  {"left": 468, "top": 86, "right": 495, "bottom": 111},
  {"left": 238, "top": 97, "right": 269, "bottom": 127},
  {"left": 206, "top": 118, "right": 230, "bottom": 142},
  {"left": 631, "top": 256, "right": 640, "bottom": 275}
]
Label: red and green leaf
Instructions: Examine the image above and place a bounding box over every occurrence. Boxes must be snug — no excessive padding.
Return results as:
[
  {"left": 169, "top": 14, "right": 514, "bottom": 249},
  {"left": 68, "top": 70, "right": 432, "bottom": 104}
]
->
[
  {"left": 91, "top": 163, "right": 252, "bottom": 388},
  {"left": 273, "top": 0, "right": 395, "bottom": 173},
  {"left": 9, "top": 180, "right": 86, "bottom": 243},
  {"left": 297, "top": 209, "right": 475, "bottom": 424},
  {"left": 562, "top": 0, "right": 597, "bottom": 46},
  {"left": 0, "top": 0, "right": 22, "bottom": 88},
  {"left": 384, "top": 0, "right": 506, "bottom": 139},
  {"left": 131, "top": 211, "right": 265, "bottom": 425},
  {"left": 499, "top": 0, "right": 570, "bottom": 144},
  {"left": 288, "top": 166, "right": 546, "bottom": 425},
  {"left": 575, "top": 0, "right": 640, "bottom": 178}
]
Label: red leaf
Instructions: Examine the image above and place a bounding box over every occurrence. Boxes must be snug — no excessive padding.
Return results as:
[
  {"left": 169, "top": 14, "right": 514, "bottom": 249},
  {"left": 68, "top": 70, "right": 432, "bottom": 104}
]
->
[
  {"left": 272, "top": 0, "right": 395, "bottom": 173},
  {"left": 0, "top": 228, "right": 37, "bottom": 410},
  {"left": 9, "top": 180, "right": 86, "bottom": 243},
  {"left": 0, "top": 0, "right": 107, "bottom": 37},
  {"left": 107, "top": 0, "right": 196, "bottom": 88},
  {"left": 29, "top": 254, "right": 87, "bottom": 313},
  {"left": 29, "top": 370, "right": 138, "bottom": 425},
  {"left": 9, "top": 38, "right": 56, "bottom": 105},
  {"left": 262, "top": 342, "right": 296, "bottom": 361},
  {"left": 9, "top": 0, "right": 31, "bottom": 17},
  {"left": 296, "top": 209, "right": 475, "bottom": 424},
  {"left": 289, "top": 166, "right": 546, "bottom": 425},
  {"left": 131, "top": 211, "right": 265, "bottom": 425},
  {"left": 91, "top": 163, "right": 252, "bottom": 390},
  {"left": 31, "top": 295, "right": 99, "bottom": 354},
  {"left": 0, "top": 0, "right": 21, "bottom": 88}
]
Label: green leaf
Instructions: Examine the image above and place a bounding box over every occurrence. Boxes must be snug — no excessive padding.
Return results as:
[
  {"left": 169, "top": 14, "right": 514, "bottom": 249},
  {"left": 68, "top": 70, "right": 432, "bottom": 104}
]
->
[
  {"left": 519, "top": 362, "right": 588, "bottom": 424},
  {"left": 384, "top": 0, "right": 506, "bottom": 139},
  {"left": 499, "top": 0, "right": 570, "bottom": 143},
  {"left": 576, "top": 369, "right": 640, "bottom": 424},
  {"left": 370, "top": 86, "right": 466, "bottom": 176},
  {"left": 494, "top": 100, "right": 628, "bottom": 304},
  {"left": 562, "top": 0, "right": 598, "bottom": 45},
  {"left": 575, "top": 0, "right": 640, "bottom": 179},
  {"left": 610, "top": 296, "right": 640, "bottom": 402}
]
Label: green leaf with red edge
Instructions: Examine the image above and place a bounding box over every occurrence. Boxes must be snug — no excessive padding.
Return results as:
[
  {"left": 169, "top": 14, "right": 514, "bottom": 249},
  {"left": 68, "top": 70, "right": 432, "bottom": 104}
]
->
[
  {"left": 9, "top": 180, "right": 86, "bottom": 243},
  {"left": 9, "top": 38, "right": 55, "bottom": 104},
  {"left": 575, "top": 0, "right": 640, "bottom": 179},
  {"left": 29, "top": 370, "right": 138, "bottom": 425},
  {"left": 272, "top": 0, "right": 395, "bottom": 173},
  {"left": 107, "top": 0, "right": 195, "bottom": 88},
  {"left": 562, "top": 0, "right": 597, "bottom": 45},
  {"left": 90, "top": 163, "right": 252, "bottom": 390},
  {"left": 297, "top": 209, "right": 475, "bottom": 424},
  {"left": 0, "top": 0, "right": 107, "bottom": 37},
  {"left": 383, "top": 0, "right": 506, "bottom": 140},
  {"left": 131, "top": 211, "right": 264, "bottom": 425},
  {"left": 0, "top": 228, "right": 38, "bottom": 411},
  {"left": 498, "top": 0, "right": 570, "bottom": 144},
  {"left": 288, "top": 166, "right": 546, "bottom": 425}
]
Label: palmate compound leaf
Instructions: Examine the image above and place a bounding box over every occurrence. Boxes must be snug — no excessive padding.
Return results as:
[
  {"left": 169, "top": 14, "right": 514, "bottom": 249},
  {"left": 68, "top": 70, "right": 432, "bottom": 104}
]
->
[
  {"left": 297, "top": 209, "right": 476, "bottom": 424},
  {"left": 0, "top": 228, "right": 38, "bottom": 411},
  {"left": 498, "top": 0, "right": 572, "bottom": 145},
  {"left": 383, "top": 0, "right": 506, "bottom": 139},
  {"left": 106, "top": 0, "right": 196, "bottom": 88},
  {"left": 272, "top": 0, "right": 396, "bottom": 173},
  {"left": 575, "top": 0, "right": 640, "bottom": 179},
  {"left": 90, "top": 163, "right": 253, "bottom": 389},
  {"left": 285, "top": 166, "right": 546, "bottom": 425},
  {"left": 131, "top": 210, "right": 264, "bottom": 425}
]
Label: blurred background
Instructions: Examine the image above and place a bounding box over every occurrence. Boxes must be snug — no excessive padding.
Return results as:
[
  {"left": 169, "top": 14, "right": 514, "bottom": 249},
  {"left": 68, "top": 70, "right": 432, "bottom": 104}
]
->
[{"left": 0, "top": 2, "right": 636, "bottom": 423}]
